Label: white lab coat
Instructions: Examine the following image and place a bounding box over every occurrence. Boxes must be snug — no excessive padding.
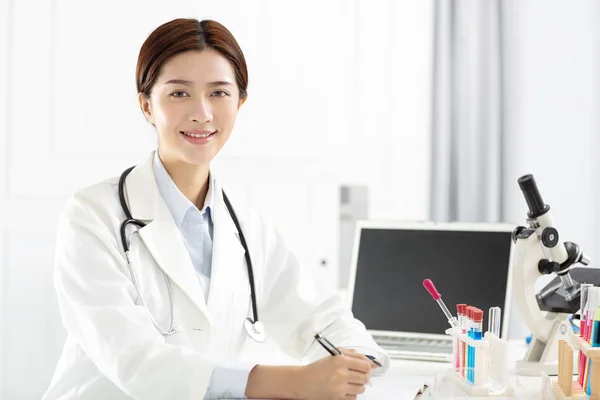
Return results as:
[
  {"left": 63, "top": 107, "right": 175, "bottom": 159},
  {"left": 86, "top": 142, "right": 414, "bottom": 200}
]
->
[{"left": 43, "top": 152, "right": 388, "bottom": 400}]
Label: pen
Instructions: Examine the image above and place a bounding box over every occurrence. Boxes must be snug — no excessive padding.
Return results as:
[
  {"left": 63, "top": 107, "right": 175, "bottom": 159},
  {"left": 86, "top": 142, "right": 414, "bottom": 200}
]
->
[
  {"left": 314, "top": 333, "right": 342, "bottom": 356},
  {"left": 365, "top": 355, "right": 383, "bottom": 368},
  {"left": 313, "top": 333, "right": 382, "bottom": 367}
]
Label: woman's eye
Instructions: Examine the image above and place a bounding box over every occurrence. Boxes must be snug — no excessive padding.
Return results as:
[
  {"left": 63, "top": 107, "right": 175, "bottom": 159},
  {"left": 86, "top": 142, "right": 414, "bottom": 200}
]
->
[
  {"left": 211, "top": 90, "right": 230, "bottom": 97},
  {"left": 170, "top": 91, "right": 189, "bottom": 98}
]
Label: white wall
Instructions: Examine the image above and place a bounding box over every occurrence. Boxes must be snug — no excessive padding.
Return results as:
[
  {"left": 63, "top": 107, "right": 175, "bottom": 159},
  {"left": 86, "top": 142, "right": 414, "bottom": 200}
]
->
[
  {"left": 1, "top": 1, "right": 433, "bottom": 398},
  {"left": 503, "top": 0, "right": 599, "bottom": 247},
  {"left": 0, "top": 0, "right": 10, "bottom": 393},
  {"left": 502, "top": 0, "right": 600, "bottom": 338}
]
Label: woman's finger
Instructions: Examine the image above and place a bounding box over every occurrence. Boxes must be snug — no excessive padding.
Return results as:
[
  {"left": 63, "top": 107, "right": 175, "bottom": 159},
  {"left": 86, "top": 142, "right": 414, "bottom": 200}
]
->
[
  {"left": 345, "top": 356, "right": 371, "bottom": 374},
  {"left": 346, "top": 370, "right": 370, "bottom": 385},
  {"left": 346, "top": 382, "right": 367, "bottom": 395},
  {"left": 339, "top": 347, "right": 375, "bottom": 366}
]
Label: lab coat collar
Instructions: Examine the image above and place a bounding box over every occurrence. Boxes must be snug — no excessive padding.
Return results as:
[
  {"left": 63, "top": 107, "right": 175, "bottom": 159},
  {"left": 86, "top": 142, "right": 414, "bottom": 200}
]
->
[
  {"left": 123, "top": 152, "right": 246, "bottom": 328},
  {"left": 125, "top": 152, "right": 161, "bottom": 221},
  {"left": 124, "top": 152, "right": 212, "bottom": 324}
]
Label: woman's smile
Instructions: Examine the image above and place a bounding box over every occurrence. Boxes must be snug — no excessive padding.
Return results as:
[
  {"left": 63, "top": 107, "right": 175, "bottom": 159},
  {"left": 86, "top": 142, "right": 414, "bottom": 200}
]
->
[{"left": 180, "top": 129, "right": 217, "bottom": 145}]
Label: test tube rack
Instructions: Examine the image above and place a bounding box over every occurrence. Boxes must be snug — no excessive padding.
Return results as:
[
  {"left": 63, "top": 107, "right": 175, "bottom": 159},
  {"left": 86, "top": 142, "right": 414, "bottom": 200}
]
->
[
  {"left": 552, "top": 336, "right": 600, "bottom": 400},
  {"left": 444, "top": 328, "right": 513, "bottom": 397}
]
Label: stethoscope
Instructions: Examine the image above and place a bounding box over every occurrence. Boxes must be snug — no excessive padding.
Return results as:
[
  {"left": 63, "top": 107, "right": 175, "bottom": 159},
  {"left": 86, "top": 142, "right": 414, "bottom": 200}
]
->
[{"left": 118, "top": 166, "right": 267, "bottom": 343}]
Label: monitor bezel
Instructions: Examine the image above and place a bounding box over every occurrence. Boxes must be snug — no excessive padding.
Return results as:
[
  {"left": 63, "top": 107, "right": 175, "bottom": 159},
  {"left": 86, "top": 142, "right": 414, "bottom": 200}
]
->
[{"left": 347, "top": 220, "right": 515, "bottom": 340}]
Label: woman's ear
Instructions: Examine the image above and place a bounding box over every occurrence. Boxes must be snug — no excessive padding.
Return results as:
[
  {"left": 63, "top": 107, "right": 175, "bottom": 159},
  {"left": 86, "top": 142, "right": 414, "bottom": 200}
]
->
[
  {"left": 138, "top": 93, "right": 155, "bottom": 125},
  {"left": 238, "top": 96, "right": 247, "bottom": 108}
]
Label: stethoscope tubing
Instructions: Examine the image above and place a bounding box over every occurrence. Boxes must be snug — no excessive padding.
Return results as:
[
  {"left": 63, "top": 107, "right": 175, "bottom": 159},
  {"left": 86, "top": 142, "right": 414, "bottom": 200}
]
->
[{"left": 117, "top": 166, "right": 260, "bottom": 337}]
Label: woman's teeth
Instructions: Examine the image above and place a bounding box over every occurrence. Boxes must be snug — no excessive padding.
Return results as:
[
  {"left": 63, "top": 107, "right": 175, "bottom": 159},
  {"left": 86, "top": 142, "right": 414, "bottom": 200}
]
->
[{"left": 182, "top": 131, "right": 214, "bottom": 138}]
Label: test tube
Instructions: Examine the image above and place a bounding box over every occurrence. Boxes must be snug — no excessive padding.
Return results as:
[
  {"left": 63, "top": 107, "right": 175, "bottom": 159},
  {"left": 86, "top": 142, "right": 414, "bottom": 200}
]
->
[
  {"left": 457, "top": 304, "right": 465, "bottom": 331},
  {"left": 581, "top": 285, "right": 593, "bottom": 319},
  {"left": 583, "top": 288, "right": 598, "bottom": 388},
  {"left": 456, "top": 304, "right": 464, "bottom": 371},
  {"left": 586, "top": 289, "right": 600, "bottom": 393},
  {"left": 458, "top": 304, "right": 466, "bottom": 333},
  {"left": 592, "top": 288, "right": 600, "bottom": 347},
  {"left": 488, "top": 307, "right": 501, "bottom": 337},
  {"left": 579, "top": 284, "right": 593, "bottom": 387},
  {"left": 473, "top": 308, "right": 483, "bottom": 339},
  {"left": 467, "top": 307, "right": 474, "bottom": 337},
  {"left": 467, "top": 306, "right": 473, "bottom": 382},
  {"left": 472, "top": 309, "right": 484, "bottom": 385},
  {"left": 588, "top": 288, "right": 598, "bottom": 343},
  {"left": 459, "top": 304, "right": 468, "bottom": 374}
]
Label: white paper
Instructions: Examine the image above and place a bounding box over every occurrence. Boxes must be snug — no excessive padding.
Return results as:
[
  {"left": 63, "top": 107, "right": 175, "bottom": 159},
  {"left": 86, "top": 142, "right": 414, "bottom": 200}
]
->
[{"left": 360, "top": 374, "right": 430, "bottom": 399}]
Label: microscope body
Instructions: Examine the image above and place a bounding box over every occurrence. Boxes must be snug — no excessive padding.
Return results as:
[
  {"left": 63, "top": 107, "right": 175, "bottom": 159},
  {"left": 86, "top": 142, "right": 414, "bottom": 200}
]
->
[{"left": 512, "top": 174, "right": 598, "bottom": 375}]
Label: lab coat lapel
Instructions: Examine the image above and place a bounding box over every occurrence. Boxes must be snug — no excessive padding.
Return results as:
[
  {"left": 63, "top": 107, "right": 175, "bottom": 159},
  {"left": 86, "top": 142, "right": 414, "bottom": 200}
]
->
[
  {"left": 207, "top": 184, "right": 247, "bottom": 319},
  {"left": 124, "top": 153, "right": 212, "bottom": 326}
]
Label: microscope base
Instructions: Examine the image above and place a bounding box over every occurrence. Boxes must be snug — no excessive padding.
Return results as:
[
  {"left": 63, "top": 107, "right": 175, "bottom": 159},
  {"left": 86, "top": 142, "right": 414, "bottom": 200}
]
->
[
  {"left": 516, "top": 359, "right": 558, "bottom": 376},
  {"left": 515, "top": 318, "right": 573, "bottom": 377}
]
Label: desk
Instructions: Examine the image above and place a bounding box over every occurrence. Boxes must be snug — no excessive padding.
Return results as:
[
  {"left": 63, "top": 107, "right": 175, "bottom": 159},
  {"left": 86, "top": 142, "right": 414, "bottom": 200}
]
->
[
  {"left": 229, "top": 341, "right": 542, "bottom": 399},
  {"left": 367, "top": 340, "right": 544, "bottom": 399}
]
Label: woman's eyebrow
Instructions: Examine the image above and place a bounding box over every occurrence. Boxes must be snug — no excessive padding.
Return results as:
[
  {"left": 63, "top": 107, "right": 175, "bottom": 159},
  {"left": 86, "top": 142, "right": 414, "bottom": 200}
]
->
[
  {"left": 208, "top": 80, "right": 233, "bottom": 87},
  {"left": 164, "top": 79, "right": 194, "bottom": 86},
  {"left": 163, "top": 79, "right": 233, "bottom": 87}
]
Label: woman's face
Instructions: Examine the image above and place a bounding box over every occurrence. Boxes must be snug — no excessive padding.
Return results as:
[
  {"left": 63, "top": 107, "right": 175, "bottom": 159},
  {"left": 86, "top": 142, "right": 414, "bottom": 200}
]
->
[{"left": 139, "top": 48, "right": 243, "bottom": 166}]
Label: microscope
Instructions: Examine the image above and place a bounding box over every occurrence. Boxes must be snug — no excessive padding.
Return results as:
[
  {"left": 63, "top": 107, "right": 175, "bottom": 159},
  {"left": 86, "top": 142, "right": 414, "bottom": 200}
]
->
[{"left": 511, "top": 174, "right": 600, "bottom": 376}]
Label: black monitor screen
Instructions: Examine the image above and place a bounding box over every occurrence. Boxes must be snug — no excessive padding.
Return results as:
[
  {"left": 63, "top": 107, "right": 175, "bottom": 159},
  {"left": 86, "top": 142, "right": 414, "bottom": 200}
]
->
[{"left": 351, "top": 227, "right": 512, "bottom": 336}]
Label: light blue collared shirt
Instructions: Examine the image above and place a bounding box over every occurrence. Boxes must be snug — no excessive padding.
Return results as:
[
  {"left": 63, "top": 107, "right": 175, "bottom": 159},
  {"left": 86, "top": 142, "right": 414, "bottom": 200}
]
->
[
  {"left": 153, "top": 152, "right": 252, "bottom": 399},
  {"left": 153, "top": 152, "right": 214, "bottom": 303}
]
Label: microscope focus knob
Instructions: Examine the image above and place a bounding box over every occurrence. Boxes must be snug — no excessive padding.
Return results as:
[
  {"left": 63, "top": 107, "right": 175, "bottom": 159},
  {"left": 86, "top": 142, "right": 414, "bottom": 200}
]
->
[
  {"left": 538, "top": 259, "right": 560, "bottom": 275},
  {"left": 541, "top": 227, "right": 559, "bottom": 248}
]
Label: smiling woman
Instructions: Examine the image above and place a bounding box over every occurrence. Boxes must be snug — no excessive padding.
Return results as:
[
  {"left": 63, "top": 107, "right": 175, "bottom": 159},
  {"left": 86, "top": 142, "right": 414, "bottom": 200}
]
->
[
  {"left": 43, "top": 18, "right": 388, "bottom": 400},
  {"left": 135, "top": 19, "right": 248, "bottom": 206}
]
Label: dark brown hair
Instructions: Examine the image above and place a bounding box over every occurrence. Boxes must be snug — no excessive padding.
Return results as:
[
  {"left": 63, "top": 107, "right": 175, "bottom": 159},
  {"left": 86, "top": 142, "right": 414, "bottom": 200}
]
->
[{"left": 136, "top": 18, "right": 248, "bottom": 100}]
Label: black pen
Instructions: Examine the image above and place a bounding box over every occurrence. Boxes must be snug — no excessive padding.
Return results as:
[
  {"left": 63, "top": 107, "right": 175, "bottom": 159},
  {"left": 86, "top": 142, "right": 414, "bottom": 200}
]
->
[
  {"left": 314, "top": 333, "right": 342, "bottom": 356},
  {"left": 313, "top": 333, "right": 382, "bottom": 368}
]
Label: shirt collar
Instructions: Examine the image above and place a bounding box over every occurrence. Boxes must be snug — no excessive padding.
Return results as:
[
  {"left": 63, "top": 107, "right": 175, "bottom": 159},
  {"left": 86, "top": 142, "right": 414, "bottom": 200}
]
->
[{"left": 153, "top": 151, "right": 214, "bottom": 228}]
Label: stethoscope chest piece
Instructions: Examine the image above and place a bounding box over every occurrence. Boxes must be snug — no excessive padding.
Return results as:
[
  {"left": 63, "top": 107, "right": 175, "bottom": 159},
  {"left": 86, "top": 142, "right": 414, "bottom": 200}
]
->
[{"left": 244, "top": 318, "right": 267, "bottom": 343}]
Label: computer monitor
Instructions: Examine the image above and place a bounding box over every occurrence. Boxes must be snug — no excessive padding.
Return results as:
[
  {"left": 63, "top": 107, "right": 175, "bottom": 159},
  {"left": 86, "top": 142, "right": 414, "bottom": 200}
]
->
[{"left": 348, "top": 221, "right": 514, "bottom": 340}]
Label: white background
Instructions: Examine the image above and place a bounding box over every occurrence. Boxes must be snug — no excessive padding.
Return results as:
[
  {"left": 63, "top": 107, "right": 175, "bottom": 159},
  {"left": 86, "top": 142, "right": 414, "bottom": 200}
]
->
[{"left": 1, "top": 0, "right": 599, "bottom": 398}]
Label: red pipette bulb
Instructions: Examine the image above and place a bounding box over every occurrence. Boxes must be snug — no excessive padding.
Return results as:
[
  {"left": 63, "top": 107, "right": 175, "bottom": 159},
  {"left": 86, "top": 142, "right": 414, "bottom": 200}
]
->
[{"left": 423, "top": 278, "right": 459, "bottom": 329}]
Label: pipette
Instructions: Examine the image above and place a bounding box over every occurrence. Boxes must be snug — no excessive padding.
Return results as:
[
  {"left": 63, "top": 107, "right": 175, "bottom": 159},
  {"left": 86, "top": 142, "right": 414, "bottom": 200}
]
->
[{"left": 423, "top": 278, "right": 460, "bottom": 329}]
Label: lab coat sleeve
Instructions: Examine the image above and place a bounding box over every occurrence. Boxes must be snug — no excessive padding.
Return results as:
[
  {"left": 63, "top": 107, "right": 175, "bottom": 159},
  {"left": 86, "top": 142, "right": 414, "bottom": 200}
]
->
[
  {"left": 258, "top": 222, "right": 390, "bottom": 374},
  {"left": 53, "top": 194, "right": 217, "bottom": 399},
  {"left": 205, "top": 363, "right": 254, "bottom": 399}
]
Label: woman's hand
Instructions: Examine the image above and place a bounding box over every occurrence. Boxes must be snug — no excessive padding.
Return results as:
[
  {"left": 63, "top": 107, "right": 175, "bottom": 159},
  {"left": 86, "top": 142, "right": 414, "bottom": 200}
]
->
[
  {"left": 245, "top": 347, "right": 378, "bottom": 399},
  {"left": 296, "top": 347, "right": 375, "bottom": 400}
]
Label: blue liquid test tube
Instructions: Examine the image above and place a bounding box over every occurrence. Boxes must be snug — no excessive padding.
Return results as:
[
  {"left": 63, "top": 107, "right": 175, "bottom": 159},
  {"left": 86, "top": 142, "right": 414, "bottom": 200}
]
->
[
  {"left": 471, "top": 308, "right": 483, "bottom": 384},
  {"left": 467, "top": 306, "right": 473, "bottom": 383}
]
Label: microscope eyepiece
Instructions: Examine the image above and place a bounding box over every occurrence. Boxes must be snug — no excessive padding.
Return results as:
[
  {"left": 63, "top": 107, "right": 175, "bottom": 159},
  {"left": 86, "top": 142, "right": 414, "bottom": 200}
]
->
[{"left": 518, "top": 174, "right": 550, "bottom": 218}]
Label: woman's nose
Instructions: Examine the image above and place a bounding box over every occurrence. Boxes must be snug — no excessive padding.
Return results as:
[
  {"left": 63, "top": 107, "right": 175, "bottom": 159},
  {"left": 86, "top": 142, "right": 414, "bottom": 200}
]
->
[{"left": 191, "top": 98, "right": 213, "bottom": 123}]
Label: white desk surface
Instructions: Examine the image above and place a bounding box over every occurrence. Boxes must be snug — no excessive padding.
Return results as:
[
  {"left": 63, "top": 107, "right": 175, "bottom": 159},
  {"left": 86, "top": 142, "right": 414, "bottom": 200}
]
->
[
  {"left": 233, "top": 340, "right": 545, "bottom": 399},
  {"left": 368, "top": 340, "right": 546, "bottom": 399}
]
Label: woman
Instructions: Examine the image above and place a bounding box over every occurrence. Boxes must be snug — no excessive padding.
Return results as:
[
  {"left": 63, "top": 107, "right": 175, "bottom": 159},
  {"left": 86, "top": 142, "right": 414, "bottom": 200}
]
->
[{"left": 43, "top": 18, "right": 388, "bottom": 400}]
